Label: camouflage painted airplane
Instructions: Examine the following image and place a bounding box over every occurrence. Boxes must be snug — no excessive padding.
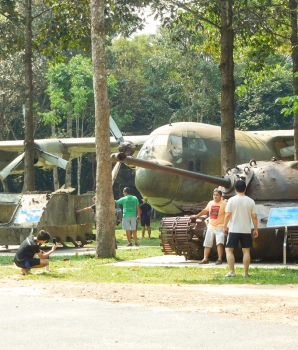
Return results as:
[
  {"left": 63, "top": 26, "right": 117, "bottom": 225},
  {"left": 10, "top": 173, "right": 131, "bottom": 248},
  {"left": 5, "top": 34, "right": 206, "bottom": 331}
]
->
[{"left": 0, "top": 117, "right": 294, "bottom": 214}]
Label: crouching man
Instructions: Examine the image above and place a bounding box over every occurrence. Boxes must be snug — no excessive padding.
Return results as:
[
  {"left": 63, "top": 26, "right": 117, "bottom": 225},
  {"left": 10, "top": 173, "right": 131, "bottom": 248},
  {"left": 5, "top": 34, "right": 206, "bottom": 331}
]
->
[{"left": 14, "top": 230, "right": 57, "bottom": 275}]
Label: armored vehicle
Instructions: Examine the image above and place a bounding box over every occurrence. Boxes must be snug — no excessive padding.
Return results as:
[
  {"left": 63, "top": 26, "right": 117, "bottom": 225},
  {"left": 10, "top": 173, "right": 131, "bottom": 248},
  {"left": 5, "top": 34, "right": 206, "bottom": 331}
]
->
[
  {"left": 111, "top": 153, "right": 298, "bottom": 262},
  {"left": 0, "top": 191, "right": 95, "bottom": 248}
]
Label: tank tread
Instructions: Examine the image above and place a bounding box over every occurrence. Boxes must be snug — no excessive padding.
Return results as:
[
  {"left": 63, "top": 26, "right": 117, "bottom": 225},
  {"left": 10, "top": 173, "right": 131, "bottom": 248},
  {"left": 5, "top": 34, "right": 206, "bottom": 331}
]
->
[
  {"left": 159, "top": 216, "right": 200, "bottom": 260},
  {"left": 287, "top": 227, "right": 298, "bottom": 255}
]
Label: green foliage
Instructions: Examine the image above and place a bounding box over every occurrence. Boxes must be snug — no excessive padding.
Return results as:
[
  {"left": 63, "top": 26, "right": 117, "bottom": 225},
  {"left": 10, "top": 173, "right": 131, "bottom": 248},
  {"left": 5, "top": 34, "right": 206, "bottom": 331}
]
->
[
  {"left": 277, "top": 95, "right": 298, "bottom": 117},
  {"left": 108, "top": 26, "right": 221, "bottom": 132},
  {"left": 41, "top": 55, "right": 94, "bottom": 136},
  {"left": 235, "top": 63, "right": 293, "bottom": 130}
]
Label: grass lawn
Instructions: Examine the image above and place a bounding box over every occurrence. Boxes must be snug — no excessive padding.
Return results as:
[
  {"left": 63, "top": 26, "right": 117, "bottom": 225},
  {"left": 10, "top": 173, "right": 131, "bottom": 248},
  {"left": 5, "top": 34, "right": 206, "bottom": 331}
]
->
[{"left": 1, "top": 220, "right": 298, "bottom": 285}]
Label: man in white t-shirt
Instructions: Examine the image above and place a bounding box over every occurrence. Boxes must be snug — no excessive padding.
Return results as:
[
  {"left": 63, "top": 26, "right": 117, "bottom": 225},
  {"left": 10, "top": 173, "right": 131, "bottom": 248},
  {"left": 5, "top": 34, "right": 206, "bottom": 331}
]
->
[
  {"left": 191, "top": 189, "right": 226, "bottom": 265},
  {"left": 223, "top": 180, "right": 258, "bottom": 278}
]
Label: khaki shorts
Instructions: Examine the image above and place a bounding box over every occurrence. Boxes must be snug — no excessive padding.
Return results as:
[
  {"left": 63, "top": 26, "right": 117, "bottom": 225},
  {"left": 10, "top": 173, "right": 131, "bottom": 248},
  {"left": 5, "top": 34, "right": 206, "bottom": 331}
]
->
[
  {"left": 203, "top": 228, "right": 224, "bottom": 248},
  {"left": 122, "top": 217, "right": 137, "bottom": 230}
]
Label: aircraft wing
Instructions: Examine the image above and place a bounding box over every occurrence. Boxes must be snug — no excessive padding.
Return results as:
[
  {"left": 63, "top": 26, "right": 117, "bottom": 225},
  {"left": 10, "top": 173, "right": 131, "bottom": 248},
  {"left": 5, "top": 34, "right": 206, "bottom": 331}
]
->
[
  {"left": 60, "top": 135, "right": 147, "bottom": 154},
  {"left": 0, "top": 135, "right": 148, "bottom": 179}
]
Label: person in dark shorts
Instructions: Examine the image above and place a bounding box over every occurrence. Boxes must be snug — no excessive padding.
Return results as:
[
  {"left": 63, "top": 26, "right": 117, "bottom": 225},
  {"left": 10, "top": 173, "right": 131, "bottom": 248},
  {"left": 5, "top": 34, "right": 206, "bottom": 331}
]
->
[
  {"left": 14, "top": 230, "right": 57, "bottom": 275},
  {"left": 140, "top": 197, "right": 152, "bottom": 239},
  {"left": 223, "top": 180, "right": 258, "bottom": 278}
]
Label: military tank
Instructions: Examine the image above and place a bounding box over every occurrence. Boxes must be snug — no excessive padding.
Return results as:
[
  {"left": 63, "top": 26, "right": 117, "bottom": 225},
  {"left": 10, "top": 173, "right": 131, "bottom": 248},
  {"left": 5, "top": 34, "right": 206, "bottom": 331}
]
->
[
  {"left": 0, "top": 191, "right": 95, "bottom": 248},
  {"left": 111, "top": 153, "right": 298, "bottom": 262}
]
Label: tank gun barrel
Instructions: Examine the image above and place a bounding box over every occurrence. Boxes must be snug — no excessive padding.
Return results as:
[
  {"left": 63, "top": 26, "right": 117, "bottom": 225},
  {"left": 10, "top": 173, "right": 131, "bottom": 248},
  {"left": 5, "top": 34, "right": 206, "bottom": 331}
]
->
[{"left": 111, "top": 153, "right": 231, "bottom": 188}]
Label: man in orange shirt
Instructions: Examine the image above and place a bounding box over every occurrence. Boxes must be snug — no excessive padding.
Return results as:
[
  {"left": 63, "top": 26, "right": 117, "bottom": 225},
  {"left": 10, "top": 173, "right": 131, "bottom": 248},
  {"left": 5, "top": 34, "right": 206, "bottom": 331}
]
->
[{"left": 191, "top": 189, "right": 226, "bottom": 265}]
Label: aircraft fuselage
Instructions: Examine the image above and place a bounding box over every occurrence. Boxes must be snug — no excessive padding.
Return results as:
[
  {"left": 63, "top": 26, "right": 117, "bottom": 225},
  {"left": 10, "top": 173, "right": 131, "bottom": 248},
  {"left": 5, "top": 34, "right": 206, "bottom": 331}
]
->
[{"left": 135, "top": 123, "right": 293, "bottom": 214}]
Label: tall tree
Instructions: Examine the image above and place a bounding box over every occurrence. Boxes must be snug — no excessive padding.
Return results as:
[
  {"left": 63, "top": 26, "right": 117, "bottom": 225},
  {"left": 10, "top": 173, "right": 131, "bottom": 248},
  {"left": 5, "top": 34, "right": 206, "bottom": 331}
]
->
[
  {"left": 90, "top": 0, "right": 115, "bottom": 258},
  {"left": 23, "top": 0, "right": 35, "bottom": 191},
  {"left": 290, "top": 0, "right": 298, "bottom": 160},
  {"left": 220, "top": 0, "right": 235, "bottom": 173}
]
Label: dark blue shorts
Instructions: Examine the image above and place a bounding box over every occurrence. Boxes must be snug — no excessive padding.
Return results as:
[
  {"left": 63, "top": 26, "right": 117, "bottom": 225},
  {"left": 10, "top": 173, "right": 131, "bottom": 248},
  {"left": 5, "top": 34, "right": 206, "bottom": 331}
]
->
[
  {"left": 226, "top": 232, "right": 252, "bottom": 249},
  {"left": 141, "top": 216, "right": 150, "bottom": 227},
  {"left": 14, "top": 258, "right": 41, "bottom": 269}
]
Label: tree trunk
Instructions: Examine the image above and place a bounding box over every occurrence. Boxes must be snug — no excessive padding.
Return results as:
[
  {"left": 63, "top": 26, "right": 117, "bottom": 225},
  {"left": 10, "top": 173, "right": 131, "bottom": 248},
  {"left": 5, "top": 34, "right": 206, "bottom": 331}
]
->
[
  {"left": 90, "top": 0, "right": 116, "bottom": 258},
  {"left": 290, "top": 0, "right": 298, "bottom": 160},
  {"left": 64, "top": 115, "right": 72, "bottom": 188},
  {"left": 0, "top": 93, "right": 9, "bottom": 192},
  {"left": 23, "top": 0, "right": 35, "bottom": 192},
  {"left": 220, "top": 0, "right": 235, "bottom": 174},
  {"left": 51, "top": 124, "right": 59, "bottom": 190},
  {"left": 76, "top": 117, "right": 82, "bottom": 194},
  {"left": 77, "top": 156, "right": 81, "bottom": 195},
  {"left": 91, "top": 152, "right": 96, "bottom": 191}
]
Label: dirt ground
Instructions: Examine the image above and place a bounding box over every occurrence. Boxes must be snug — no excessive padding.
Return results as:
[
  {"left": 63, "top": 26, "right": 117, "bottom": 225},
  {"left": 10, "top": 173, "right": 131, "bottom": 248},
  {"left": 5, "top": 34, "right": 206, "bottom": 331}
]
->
[{"left": 1, "top": 276, "right": 298, "bottom": 326}]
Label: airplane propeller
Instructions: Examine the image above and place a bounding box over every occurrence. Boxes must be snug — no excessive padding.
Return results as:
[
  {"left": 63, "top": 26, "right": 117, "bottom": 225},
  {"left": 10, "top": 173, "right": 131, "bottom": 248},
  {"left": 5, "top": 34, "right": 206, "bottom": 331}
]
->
[
  {"left": 110, "top": 116, "right": 137, "bottom": 185},
  {"left": 0, "top": 152, "right": 25, "bottom": 181},
  {"left": 110, "top": 116, "right": 124, "bottom": 185},
  {"left": 39, "top": 150, "right": 68, "bottom": 169},
  {"left": 109, "top": 116, "right": 136, "bottom": 157},
  {"left": 0, "top": 145, "right": 69, "bottom": 181}
]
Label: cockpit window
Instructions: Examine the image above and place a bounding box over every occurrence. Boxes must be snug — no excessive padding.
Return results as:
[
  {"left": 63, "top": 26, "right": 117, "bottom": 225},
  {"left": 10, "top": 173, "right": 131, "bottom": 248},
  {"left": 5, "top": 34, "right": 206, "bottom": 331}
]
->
[
  {"left": 142, "top": 135, "right": 155, "bottom": 148},
  {"left": 137, "top": 136, "right": 155, "bottom": 159},
  {"left": 169, "top": 135, "right": 182, "bottom": 162},
  {"left": 169, "top": 135, "right": 182, "bottom": 148},
  {"left": 153, "top": 135, "right": 169, "bottom": 146},
  {"left": 137, "top": 135, "right": 169, "bottom": 159},
  {"left": 182, "top": 136, "right": 207, "bottom": 152}
]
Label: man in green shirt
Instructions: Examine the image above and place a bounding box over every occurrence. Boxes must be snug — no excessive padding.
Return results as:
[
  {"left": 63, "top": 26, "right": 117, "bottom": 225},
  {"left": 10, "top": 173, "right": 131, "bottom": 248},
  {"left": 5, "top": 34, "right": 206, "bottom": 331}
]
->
[{"left": 117, "top": 187, "right": 141, "bottom": 246}]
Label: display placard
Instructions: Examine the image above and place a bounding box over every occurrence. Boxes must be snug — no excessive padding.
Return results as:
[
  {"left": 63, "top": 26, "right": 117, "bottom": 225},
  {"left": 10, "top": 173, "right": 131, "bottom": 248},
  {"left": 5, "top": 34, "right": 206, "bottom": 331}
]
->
[
  {"left": 14, "top": 209, "right": 43, "bottom": 224},
  {"left": 267, "top": 207, "right": 298, "bottom": 227}
]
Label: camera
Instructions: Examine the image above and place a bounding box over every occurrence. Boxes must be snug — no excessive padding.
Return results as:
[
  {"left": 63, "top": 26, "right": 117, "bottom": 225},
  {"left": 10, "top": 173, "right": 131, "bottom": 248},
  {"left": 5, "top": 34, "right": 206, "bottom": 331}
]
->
[{"left": 53, "top": 238, "right": 57, "bottom": 244}]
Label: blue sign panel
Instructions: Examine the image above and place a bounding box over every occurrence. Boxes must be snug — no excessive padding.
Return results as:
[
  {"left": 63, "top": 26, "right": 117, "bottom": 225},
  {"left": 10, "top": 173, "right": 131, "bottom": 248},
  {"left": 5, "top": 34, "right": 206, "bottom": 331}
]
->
[
  {"left": 267, "top": 207, "right": 298, "bottom": 227},
  {"left": 14, "top": 209, "right": 43, "bottom": 224}
]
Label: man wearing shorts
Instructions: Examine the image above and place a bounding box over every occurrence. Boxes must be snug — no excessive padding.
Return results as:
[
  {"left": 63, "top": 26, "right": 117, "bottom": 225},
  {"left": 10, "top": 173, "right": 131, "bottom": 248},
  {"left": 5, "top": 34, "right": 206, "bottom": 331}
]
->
[
  {"left": 223, "top": 180, "right": 258, "bottom": 277},
  {"left": 14, "top": 230, "right": 57, "bottom": 275},
  {"left": 140, "top": 197, "right": 152, "bottom": 239},
  {"left": 191, "top": 189, "right": 226, "bottom": 265},
  {"left": 117, "top": 187, "right": 141, "bottom": 247}
]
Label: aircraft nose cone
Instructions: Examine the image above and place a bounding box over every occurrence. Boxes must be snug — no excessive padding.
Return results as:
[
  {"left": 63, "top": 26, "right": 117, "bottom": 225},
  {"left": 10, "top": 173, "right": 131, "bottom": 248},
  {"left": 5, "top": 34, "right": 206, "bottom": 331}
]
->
[{"left": 135, "top": 160, "right": 180, "bottom": 210}]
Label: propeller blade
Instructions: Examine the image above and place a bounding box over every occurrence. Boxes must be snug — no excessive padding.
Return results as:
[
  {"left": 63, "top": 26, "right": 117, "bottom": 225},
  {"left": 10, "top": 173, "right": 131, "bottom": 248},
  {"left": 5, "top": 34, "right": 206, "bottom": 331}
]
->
[
  {"left": 40, "top": 151, "right": 68, "bottom": 169},
  {"left": 0, "top": 152, "right": 25, "bottom": 180},
  {"left": 110, "top": 116, "right": 124, "bottom": 144},
  {"left": 112, "top": 162, "right": 121, "bottom": 185}
]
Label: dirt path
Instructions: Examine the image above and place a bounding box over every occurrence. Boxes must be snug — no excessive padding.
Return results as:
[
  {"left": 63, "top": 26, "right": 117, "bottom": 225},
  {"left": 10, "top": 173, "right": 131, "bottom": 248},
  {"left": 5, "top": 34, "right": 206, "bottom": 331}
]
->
[{"left": 1, "top": 276, "right": 298, "bottom": 326}]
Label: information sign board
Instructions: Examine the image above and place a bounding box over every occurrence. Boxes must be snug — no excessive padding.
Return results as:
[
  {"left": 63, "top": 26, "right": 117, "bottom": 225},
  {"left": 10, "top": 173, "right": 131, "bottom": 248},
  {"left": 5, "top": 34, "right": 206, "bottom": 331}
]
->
[
  {"left": 14, "top": 209, "right": 43, "bottom": 224},
  {"left": 267, "top": 207, "right": 298, "bottom": 227}
]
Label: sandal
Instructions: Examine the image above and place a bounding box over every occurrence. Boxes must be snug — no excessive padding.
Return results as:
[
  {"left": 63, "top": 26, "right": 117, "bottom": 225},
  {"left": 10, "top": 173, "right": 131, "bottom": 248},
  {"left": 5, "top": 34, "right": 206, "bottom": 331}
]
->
[
  {"left": 199, "top": 260, "right": 209, "bottom": 264},
  {"left": 225, "top": 272, "right": 236, "bottom": 277},
  {"left": 215, "top": 260, "right": 222, "bottom": 265}
]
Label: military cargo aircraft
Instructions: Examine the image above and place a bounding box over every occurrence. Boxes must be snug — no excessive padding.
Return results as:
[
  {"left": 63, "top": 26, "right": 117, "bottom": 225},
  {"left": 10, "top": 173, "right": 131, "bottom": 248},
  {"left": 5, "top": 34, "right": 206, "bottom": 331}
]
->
[{"left": 0, "top": 118, "right": 294, "bottom": 214}]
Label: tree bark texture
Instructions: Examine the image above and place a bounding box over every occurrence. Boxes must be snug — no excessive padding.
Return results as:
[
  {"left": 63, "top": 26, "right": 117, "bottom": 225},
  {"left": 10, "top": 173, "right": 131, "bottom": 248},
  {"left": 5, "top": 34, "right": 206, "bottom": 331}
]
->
[
  {"left": 90, "top": 0, "right": 116, "bottom": 258},
  {"left": 0, "top": 93, "right": 8, "bottom": 192},
  {"left": 23, "top": 0, "right": 35, "bottom": 191},
  {"left": 220, "top": 0, "right": 236, "bottom": 173},
  {"left": 290, "top": 0, "right": 298, "bottom": 161},
  {"left": 64, "top": 115, "right": 73, "bottom": 188},
  {"left": 51, "top": 124, "right": 59, "bottom": 190}
]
